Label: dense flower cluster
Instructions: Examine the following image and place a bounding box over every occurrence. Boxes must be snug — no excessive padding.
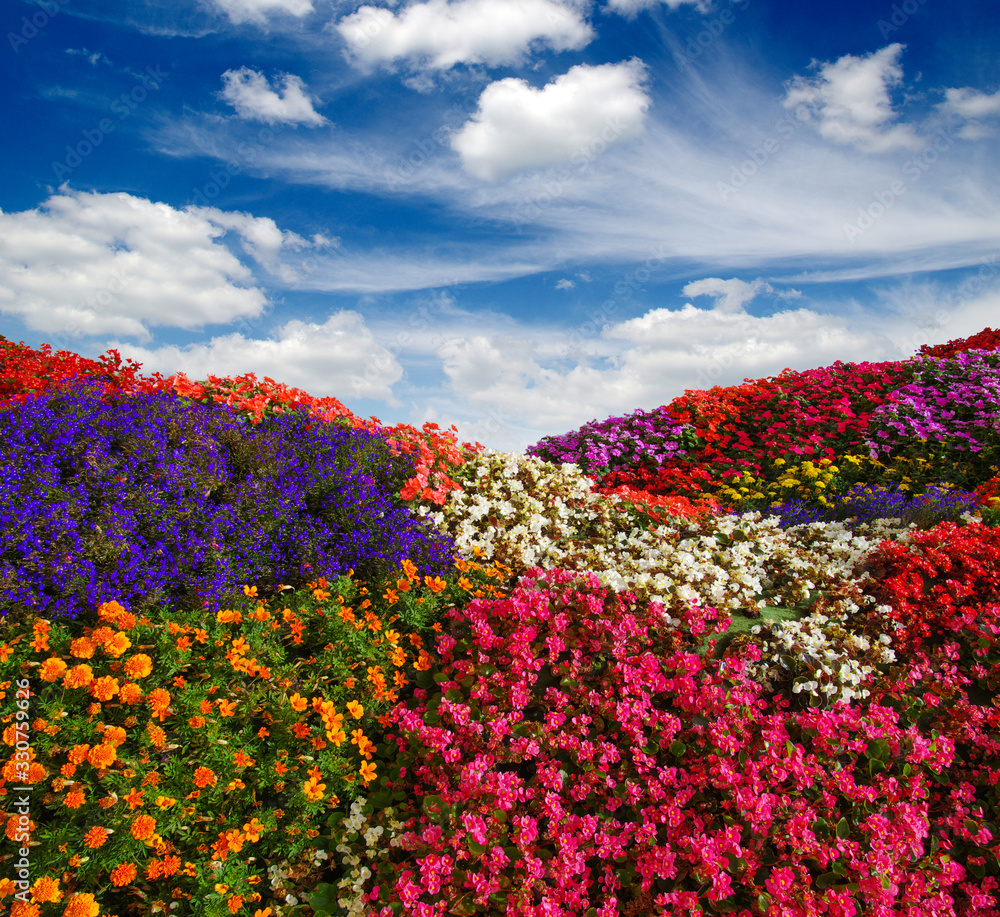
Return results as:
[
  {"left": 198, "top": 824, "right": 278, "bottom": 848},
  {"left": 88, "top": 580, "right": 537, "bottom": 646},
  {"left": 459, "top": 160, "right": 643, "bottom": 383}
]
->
[
  {"left": 865, "top": 350, "right": 1000, "bottom": 489},
  {"left": 526, "top": 406, "right": 694, "bottom": 477},
  {"left": 770, "top": 481, "right": 981, "bottom": 531},
  {"left": 337, "top": 570, "right": 983, "bottom": 917},
  {"left": 919, "top": 326, "right": 1000, "bottom": 360},
  {"left": 0, "top": 385, "right": 453, "bottom": 621},
  {"left": 2, "top": 326, "right": 1000, "bottom": 916}
]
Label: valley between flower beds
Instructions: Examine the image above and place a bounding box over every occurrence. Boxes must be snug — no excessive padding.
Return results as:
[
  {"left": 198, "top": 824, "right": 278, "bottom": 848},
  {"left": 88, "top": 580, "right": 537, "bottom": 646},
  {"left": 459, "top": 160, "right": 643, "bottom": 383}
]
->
[{"left": 0, "top": 332, "right": 999, "bottom": 917}]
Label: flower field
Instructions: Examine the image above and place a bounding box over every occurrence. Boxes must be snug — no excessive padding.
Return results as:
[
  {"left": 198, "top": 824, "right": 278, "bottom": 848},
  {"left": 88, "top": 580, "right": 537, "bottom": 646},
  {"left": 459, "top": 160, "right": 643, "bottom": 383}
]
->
[{"left": 1, "top": 329, "right": 1000, "bottom": 917}]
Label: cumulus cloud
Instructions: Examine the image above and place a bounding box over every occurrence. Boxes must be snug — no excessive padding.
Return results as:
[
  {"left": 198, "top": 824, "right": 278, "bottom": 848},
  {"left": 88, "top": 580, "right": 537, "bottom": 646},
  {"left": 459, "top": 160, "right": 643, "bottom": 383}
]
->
[
  {"left": 433, "top": 304, "right": 889, "bottom": 449},
  {"left": 113, "top": 311, "right": 401, "bottom": 402},
  {"left": 682, "top": 277, "right": 772, "bottom": 314},
  {"left": 219, "top": 68, "right": 326, "bottom": 126},
  {"left": 210, "top": 0, "right": 313, "bottom": 25},
  {"left": 782, "top": 43, "right": 922, "bottom": 153},
  {"left": 0, "top": 188, "right": 326, "bottom": 342},
  {"left": 335, "top": 0, "right": 593, "bottom": 71},
  {"left": 555, "top": 278, "right": 575, "bottom": 290},
  {"left": 451, "top": 60, "right": 650, "bottom": 180}
]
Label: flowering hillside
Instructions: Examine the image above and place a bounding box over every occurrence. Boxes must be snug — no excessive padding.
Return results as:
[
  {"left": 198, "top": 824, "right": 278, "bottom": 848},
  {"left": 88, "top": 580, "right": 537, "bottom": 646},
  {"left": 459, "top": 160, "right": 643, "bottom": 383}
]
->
[{"left": 0, "top": 331, "right": 999, "bottom": 917}]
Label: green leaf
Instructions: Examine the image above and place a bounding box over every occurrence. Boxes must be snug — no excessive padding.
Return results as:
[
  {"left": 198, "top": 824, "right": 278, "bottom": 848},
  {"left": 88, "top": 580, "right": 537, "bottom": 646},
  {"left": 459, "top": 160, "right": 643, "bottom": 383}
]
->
[
  {"left": 493, "top": 808, "right": 508, "bottom": 824},
  {"left": 670, "top": 740, "right": 687, "bottom": 757},
  {"left": 422, "top": 795, "right": 446, "bottom": 821},
  {"left": 466, "top": 838, "right": 487, "bottom": 856},
  {"left": 307, "top": 883, "right": 341, "bottom": 916},
  {"left": 757, "top": 892, "right": 772, "bottom": 913},
  {"left": 836, "top": 818, "right": 851, "bottom": 839}
]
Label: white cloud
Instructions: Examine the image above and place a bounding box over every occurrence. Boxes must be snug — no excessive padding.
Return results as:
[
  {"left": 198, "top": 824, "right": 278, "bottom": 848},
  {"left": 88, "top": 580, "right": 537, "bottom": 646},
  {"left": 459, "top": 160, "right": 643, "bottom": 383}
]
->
[
  {"left": 941, "top": 86, "right": 1000, "bottom": 120},
  {"left": 682, "top": 276, "right": 772, "bottom": 313},
  {"left": 605, "top": 0, "right": 709, "bottom": 16},
  {"left": 335, "top": 0, "right": 593, "bottom": 71},
  {"left": 451, "top": 60, "right": 650, "bottom": 180},
  {"left": 211, "top": 0, "right": 313, "bottom": 25},
  {"left": 219, "top": 68, "right": 326, "bottom": 126},
  {"left": 555, "top": 278, "right": 575, "bottom": 290},
  {"left": 113, "top": 311, "right": 401, "bottom": 402},
  {"left": 0, "top": 189, "right": 328, "bottom": 342},
  {"left": 782, "top": 43, "right": 922, "bottom": 153},
  {"left": 939, "top": 86, "right": 1000, "bottom": 139}
]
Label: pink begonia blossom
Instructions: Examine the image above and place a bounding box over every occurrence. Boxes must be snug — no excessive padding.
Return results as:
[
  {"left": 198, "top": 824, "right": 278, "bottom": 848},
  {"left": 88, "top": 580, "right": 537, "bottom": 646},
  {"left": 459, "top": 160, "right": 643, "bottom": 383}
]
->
[{"left": 338, "top": 568, "right": 1000, "bottom": 917}]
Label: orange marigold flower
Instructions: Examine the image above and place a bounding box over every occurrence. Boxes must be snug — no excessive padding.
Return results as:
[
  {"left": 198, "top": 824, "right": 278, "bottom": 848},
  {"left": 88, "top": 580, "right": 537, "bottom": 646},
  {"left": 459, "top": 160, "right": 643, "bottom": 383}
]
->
[
  {"left": 68, "top": 744, "right": 91, "bottom": 765},
  {"left": 288, "top": 692, "right": 308, "bottom": 712},
  {"left": 188, "top": 716, "right": 206, "bottom": 729},
  {"left": 69, "top": 637, "right": 96, "bottom": 659},
  {"left": 131, "top": 813, "right": 156, "bottom": 841},
  {"left": 83, "top": 826, "right": 108, "bottom": 849},
  {"left": 193, "top": 767, "right": 217, "bottom": 788},
  {"left": 103, "top": 632, "right": 132, "bottom": 658},
  {"left": 124, "top": 654, "right": 153, "bottom": 679},
  {"left": 110, "top": 863, "right": 137, "bottom": 887},
  {"left": 97, "top": 600, "right": 126, "bottom": 621},
  {"left": 147, "top": 688, "right": 171, "bottom": 719},
  {"left": 64, "top": 789, "right": 86, "bottom": 809},
  {"left": 401, "top": 559, "right": 418, "bottom": 579},
  {"left": 31, "top": 876, "right": 62, "bottom": 903},
  {"left": 233, "top": 751, "right": 255, "bottom": 768},
  {"left": 217, "top": 699, "right": 237, "bottom": 717},
  {"left": 119, "top": 681, "right": 143, "bottom": 705},
  {"left": 228, "top": 896, "right": 245, "bottom": 914},
  {"left": 359, "top": 761, "right": 377, "bottom": 784},
  {"left": 87, "top": 744, "right": 117, "bottom": 769},
  {"left": 30, "top": 876, "right": 60, "bottom": 903},
  {"left": 124, "top": 788, "right": 145, "bottom": 809},
  {"left": 10, "top": 902, "right": 41, "bottom": 917},
  {"left": 147, "top": 724, "right": 166, "bottom": 747},
  {"left": 303, "top": 775, "right": 326, "bottom": 802},
  {"left": 102, "top": 725, "right": 127, "bottom": 747},
  {"left": 414, "top": 650, "right": 432, "bottom": 671},
  {"left": 63, "top": 665, "right": 94, "bottom": 689},
  {"left": 62, "top": 892, "right": 99, "bottom": 917},
  {"left": 89, "top": 676, "right": 119, "bottom": 702},
  {"left": 423, "top": 575, "right": 447, "bottom": 593},
  {"left": 38, "top": 657, "right": 68, "bottom": 682},
  {"left": 346, "top": 700, "right": 364, "bottom": 719}
]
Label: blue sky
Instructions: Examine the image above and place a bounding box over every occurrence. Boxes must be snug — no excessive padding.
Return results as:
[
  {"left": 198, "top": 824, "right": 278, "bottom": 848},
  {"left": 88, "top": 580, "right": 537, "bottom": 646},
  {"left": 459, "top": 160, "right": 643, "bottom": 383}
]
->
[{"left": 1, "top": 0, "right": 998, "bottom": 451}]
